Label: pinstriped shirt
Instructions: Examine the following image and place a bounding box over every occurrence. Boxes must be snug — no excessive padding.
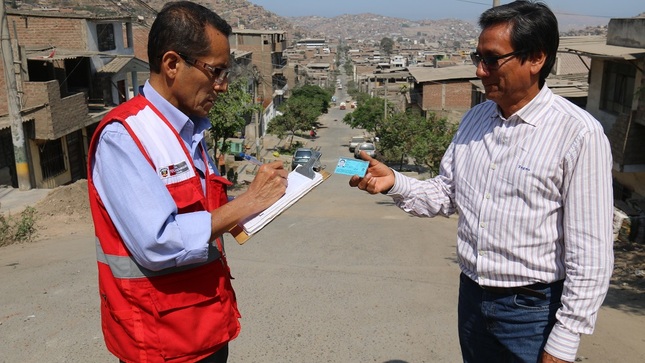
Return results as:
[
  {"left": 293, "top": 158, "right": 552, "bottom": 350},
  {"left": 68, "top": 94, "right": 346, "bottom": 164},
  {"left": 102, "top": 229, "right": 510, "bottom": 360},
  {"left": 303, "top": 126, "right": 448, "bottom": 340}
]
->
[{"left": 388, "top": 85, "right": 614, "bottom": 361}]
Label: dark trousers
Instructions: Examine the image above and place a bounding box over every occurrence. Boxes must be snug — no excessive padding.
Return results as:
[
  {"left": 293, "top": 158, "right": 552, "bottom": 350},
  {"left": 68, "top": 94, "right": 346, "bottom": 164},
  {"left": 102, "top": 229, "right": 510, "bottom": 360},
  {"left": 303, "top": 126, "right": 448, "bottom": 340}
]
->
[
  {"left": 119, "top": 343, "right": 228, "bottom": 363},
  {"left": 458, "top": 273, "right": 563, "bottom": 363}
]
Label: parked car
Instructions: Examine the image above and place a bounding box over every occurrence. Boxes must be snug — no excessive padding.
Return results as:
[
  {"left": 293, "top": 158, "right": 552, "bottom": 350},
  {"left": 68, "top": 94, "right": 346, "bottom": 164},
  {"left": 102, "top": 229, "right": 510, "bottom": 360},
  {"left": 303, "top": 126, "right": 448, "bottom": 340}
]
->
[
  {"left": 348, "top": 136, "right": 367, "bottom": 152},
  {"left": 339, "top": 102, "right": 346, "bottom": 110},
  {"left": 354, "top": 142, "right": 377, "bottom": 159},
  {"left": 291, "top": 148, "right": 321, "bottom": 171}
]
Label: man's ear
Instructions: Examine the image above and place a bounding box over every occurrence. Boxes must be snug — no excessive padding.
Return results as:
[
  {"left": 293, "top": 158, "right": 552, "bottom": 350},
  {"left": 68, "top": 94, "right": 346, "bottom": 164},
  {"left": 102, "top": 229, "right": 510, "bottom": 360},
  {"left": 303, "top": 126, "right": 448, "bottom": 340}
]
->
[
  {"left": 160, "top": 51, "right": 181, "bottom": 79},
  {"left": 529, "top": 52, "right": 546, "bottom": 75}
]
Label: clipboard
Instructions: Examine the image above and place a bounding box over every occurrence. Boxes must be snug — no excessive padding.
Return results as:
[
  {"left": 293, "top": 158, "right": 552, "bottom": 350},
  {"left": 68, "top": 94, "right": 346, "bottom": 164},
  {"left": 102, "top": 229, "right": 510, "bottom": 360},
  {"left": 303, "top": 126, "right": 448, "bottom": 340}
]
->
[{"left": 228, "top": 151, "right": 330, "bottom": 244}]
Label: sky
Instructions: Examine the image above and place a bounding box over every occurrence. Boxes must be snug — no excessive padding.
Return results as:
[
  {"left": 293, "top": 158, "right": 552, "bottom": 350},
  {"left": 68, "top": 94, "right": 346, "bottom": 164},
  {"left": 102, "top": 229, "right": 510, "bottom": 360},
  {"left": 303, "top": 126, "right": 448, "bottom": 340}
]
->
[{"left": 249, "top": 0, "right": 643, "bottom": 23}]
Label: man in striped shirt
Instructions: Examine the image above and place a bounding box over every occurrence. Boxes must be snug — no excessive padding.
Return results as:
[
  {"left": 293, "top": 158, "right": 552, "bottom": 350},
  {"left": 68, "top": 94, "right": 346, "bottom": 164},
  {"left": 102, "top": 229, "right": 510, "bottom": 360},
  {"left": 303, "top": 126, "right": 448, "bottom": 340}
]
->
[{"left": 350, "top": 1, "right": 613, "bottom": 362}]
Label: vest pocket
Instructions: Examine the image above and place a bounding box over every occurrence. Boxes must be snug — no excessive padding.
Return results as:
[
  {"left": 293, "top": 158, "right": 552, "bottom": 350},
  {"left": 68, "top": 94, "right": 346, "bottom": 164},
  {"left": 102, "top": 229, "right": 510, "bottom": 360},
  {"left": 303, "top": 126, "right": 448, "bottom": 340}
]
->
[{"left": 147, "top": 263, "right": 239, "bottom": 359}]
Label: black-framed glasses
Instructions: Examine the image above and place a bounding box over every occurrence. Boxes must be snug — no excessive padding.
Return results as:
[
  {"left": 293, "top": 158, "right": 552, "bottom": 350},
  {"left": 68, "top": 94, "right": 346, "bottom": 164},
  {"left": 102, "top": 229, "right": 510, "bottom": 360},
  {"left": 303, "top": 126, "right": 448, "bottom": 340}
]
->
[
  {"left": 177, "top": 52, "right": 230, "bottom": 85},
  {"left": 470, "top": 50, "right": 524, "bottom": 70}
]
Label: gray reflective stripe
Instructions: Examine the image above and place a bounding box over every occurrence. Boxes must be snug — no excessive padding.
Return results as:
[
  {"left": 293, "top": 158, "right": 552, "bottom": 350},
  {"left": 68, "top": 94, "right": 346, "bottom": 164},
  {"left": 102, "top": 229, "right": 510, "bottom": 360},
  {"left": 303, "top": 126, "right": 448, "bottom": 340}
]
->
[{"left": 95, "top": 238, "right": 222, "bottom": 279}]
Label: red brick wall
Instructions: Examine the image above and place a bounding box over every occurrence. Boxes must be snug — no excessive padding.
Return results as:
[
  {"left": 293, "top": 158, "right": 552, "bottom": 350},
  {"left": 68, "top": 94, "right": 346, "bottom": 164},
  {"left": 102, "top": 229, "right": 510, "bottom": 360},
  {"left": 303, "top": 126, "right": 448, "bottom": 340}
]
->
[
  {"left": 8, "top": 15, "right": 87, "bottom": 49},
  {"left": 132, "top": 25, "right": 149, "bottom": 62},
  {"left": 423, "top": 81, "right": 472, "bottom": 112}
]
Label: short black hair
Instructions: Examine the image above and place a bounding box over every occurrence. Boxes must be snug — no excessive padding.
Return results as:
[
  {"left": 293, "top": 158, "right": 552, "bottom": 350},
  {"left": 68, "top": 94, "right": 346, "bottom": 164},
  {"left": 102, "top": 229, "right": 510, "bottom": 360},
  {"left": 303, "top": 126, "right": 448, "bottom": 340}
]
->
[
  {"left": 479, "top": 0, "right": 559, "bottom": 87},
  {"left": 147, "top": 1, "right": 232, "bottom": 73}
]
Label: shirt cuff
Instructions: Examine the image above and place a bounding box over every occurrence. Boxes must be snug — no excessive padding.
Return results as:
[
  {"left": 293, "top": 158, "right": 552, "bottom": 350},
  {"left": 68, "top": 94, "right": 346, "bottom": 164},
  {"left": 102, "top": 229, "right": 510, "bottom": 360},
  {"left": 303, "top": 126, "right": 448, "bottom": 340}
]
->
[
  {"left": 544, "top": 322, "right": 580, "bottom": 362},
  {"left": 174, "top": 211, "right": 212, "bottom": 266},
  {"left": 387, "top": 170, "right": 411, "bottom": 196}
]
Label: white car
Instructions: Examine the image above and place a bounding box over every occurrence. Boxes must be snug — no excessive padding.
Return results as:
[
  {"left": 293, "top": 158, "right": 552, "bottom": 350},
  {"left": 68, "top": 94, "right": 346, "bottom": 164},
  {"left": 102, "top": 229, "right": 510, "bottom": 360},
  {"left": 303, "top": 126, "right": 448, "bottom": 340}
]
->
[
  {"left": 354, "top": 142, "right": 377, "bottom": 159},
  {"left": 348, "top": 136, "right": 367, "bottom": 152}
]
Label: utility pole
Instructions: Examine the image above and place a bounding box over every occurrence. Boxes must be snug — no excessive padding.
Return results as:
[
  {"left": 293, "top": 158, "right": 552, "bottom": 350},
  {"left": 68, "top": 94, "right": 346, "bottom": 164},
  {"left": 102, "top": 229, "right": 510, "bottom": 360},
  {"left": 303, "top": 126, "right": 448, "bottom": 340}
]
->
[
  {"left": 251, "top": 66, "right": 262, "bottom": 158},
  {"left": 1, "top": 1, "right": 31, "bottom": 190}
]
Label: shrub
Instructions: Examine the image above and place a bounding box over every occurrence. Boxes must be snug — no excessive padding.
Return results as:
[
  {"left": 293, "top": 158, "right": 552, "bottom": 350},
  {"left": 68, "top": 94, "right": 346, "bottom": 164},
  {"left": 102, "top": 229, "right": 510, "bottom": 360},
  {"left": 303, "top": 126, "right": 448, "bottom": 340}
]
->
[{"left": 0, "top": 207, "right": 38, "bottom": 247}]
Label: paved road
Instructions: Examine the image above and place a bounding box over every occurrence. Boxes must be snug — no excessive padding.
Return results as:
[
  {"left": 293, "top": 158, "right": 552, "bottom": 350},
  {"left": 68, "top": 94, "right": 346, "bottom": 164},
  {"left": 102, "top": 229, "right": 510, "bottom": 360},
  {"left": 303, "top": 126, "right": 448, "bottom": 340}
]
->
[
  {"left": 224, "top": 99, "right": 463, "bottom": 362},
  {"left": 1, "top": 88, "right": 644, "bottom": 362}
]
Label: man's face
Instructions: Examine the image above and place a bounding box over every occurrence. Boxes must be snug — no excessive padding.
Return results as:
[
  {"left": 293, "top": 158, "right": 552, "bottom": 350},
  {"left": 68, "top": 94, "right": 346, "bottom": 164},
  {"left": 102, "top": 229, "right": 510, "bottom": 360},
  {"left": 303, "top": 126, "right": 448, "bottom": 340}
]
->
[
  {"left": 475, "top": 23, "right": 540, "bottom": 116},
  {"left": 174, "top": 26, "right": 230, "bottom": 117}
]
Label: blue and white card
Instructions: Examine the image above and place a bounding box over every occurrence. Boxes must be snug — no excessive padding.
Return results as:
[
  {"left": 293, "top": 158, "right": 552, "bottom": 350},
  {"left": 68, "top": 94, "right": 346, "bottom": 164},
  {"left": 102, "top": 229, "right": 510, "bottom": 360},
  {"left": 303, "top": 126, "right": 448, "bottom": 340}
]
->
[{"left": 334, "top": 157, "right": 369, "bottom": 177}]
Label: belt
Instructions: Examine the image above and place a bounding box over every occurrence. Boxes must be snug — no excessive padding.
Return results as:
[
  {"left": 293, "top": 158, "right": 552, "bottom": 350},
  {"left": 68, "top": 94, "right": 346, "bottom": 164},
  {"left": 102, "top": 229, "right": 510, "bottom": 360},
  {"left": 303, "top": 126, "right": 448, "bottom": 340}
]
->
[{"left": 480, "top": 285, "right": 548, "bottom": 300}]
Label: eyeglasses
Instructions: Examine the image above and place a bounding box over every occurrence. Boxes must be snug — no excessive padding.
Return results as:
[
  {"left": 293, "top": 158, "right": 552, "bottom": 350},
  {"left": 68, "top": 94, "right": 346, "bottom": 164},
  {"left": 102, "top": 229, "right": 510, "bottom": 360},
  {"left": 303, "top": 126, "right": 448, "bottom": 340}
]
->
[
  {"left": 177, "top": 52, "right": 230, "bottom": 85},
  {"left": 470, "top": 50, "right": 524, "bottom": 70}
]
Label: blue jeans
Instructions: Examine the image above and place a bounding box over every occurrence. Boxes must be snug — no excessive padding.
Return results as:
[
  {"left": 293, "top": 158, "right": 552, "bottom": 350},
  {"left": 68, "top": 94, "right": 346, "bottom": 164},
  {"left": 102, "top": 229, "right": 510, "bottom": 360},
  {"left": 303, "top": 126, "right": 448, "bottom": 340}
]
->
[{"left": 458, "top": 273, "right": 563, "bottom": 363}]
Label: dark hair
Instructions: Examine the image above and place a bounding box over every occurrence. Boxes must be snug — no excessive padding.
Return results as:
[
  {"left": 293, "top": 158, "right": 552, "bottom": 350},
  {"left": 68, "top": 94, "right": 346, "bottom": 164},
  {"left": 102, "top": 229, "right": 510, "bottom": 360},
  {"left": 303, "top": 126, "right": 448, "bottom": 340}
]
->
[
  {"left": 148, "top": 1, "right": 232, "bottom": 73},
  {"left": 479, "top": 0, "right": 558, "bottom": 87}
]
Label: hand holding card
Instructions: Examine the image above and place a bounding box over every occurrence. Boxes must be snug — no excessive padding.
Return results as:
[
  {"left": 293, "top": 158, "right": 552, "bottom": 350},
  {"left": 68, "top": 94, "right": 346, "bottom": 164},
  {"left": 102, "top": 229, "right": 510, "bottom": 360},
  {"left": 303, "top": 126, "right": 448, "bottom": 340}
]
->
[{"left": 334, "top": 157, "right": 369, "bottom": 177}]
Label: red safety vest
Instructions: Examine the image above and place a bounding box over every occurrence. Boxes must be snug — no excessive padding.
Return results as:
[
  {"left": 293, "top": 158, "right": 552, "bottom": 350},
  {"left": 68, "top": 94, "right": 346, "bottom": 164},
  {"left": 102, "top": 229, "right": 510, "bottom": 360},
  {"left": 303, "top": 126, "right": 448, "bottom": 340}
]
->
[{"left": 87, "top": 95, "right": 240, "bottom": 363}]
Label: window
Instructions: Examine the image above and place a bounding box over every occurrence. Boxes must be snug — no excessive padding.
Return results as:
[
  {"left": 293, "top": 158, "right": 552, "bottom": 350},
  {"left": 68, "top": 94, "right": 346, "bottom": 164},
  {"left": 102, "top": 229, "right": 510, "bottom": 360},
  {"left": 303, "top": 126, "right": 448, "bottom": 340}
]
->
[
  {"left": 97, "top": 23, "right": 116, "bottom": 51},
  {"left": 600, "top": 61, "right": 636, "bottom": 115},
  {"left": 39, "top": 139, "right": 66, "bottom": 179}
]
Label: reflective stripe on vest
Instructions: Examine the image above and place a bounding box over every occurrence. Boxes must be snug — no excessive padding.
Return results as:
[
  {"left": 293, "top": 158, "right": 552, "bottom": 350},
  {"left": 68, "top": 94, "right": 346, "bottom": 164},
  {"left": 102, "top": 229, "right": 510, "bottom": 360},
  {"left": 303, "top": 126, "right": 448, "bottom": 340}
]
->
[{"left": 95, "top": 238, "right": 222, "bottom": 279}]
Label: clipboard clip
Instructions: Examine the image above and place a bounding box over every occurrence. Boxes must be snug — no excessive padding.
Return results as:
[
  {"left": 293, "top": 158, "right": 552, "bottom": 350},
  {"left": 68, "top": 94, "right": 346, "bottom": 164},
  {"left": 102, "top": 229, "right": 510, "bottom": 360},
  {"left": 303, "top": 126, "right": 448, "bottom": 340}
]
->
[{"left": 294, "top": 150, "right": 321, "bottom": 180}]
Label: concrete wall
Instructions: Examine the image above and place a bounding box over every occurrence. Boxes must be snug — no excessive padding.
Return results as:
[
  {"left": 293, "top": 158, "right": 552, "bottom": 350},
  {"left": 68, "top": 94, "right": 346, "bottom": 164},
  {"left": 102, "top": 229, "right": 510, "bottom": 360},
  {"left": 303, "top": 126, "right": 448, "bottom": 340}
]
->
[{"left": 607, "top": 18, "right": 645, "bottom": 48}]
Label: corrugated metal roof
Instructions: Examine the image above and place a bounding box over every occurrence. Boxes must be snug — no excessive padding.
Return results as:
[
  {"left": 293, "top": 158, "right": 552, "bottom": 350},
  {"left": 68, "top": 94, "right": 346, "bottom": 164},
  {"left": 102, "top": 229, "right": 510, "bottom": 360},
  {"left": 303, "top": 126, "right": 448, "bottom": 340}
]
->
[
  {"left": 232, "top": 28, "right": 286, "bottom": 35},
  {"left": 0, "top": 115, "right": 34, "bottom": 132},
  {"left": 555, "top": 52, "right": 591, "bottom": 75},
  {"left": 26, "top": 47, "right": 103, "bottom": 61},
  {"left": 97, "top": 56, "right": 149, "bottom": 75},
  {"left": 408, "top": 64, "right": 478, "bottom": 83}
]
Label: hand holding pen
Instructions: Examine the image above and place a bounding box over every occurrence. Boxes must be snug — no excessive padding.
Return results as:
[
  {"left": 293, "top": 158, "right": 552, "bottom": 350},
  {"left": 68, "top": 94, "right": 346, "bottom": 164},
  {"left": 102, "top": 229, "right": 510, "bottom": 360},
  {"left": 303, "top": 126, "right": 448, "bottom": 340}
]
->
[
  {"left": 234, "top": 153, "right": 288, "bottom": 212},
  {"left": 238, "top": 152, "right": 263, "bottom": 166}
]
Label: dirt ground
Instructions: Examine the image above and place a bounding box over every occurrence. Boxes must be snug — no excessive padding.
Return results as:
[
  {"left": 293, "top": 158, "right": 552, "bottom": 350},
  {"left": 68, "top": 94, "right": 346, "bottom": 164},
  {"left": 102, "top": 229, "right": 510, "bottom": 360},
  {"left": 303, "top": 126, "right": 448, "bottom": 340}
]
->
[
  {"left": 32, "top": 179, "right": 94, "bottom": 239},
  {"left": 28, "top": 179, "right": 644, "bottom": 297}
]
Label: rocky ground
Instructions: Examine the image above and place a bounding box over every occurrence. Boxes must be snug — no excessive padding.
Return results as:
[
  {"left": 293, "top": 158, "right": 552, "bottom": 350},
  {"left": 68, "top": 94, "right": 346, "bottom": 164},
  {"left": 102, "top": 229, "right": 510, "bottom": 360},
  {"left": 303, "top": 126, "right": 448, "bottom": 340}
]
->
[{"left": 21, "top": 179, "right": 645, "bottom": 299}]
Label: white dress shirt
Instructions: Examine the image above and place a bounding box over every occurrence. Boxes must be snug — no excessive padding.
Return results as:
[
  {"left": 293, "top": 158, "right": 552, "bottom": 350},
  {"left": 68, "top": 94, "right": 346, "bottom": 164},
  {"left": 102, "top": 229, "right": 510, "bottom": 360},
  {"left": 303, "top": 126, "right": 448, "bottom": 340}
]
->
[{"left": 388, "top": 85, "right": 614, "bottom": 361}]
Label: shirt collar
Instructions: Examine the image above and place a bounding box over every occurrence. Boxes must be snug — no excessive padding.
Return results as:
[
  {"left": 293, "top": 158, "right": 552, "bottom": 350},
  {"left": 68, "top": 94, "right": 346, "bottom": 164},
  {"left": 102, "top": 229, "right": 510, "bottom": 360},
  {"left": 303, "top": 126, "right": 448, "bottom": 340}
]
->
[
  {"left": 142, "top": 81, "right": 211, "bottom": 136},
  {"left": 512, "top": 84, "right": 554, "bottom": 127}
]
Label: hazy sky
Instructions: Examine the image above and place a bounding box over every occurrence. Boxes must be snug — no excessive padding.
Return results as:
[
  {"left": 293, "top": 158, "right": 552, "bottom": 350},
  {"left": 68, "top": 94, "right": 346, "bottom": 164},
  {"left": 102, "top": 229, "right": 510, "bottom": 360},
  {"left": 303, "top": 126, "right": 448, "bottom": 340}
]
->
[{"left": 249, "top": 0, "right": 643, "bottom": 23}]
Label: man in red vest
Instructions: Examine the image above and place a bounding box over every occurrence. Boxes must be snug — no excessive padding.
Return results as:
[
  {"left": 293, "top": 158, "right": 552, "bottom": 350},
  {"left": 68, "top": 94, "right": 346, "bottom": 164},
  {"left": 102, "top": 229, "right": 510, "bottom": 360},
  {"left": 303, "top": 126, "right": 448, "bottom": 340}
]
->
[{"left": 87, "top": 2, "right": 288, "bottom": 362}]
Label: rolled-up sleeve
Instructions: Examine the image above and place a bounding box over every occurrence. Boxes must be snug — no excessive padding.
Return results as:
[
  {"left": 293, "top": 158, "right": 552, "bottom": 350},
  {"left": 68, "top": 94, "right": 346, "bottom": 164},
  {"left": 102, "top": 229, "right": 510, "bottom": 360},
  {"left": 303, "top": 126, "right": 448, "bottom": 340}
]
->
[{"left": 91, "top": 123, "right": 212, "bottom": 271}]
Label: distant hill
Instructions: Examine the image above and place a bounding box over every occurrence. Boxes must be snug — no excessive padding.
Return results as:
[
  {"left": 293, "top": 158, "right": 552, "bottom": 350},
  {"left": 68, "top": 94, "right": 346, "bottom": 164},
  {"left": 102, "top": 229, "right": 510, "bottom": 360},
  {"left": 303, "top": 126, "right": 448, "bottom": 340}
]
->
[
  {"left": 9, "top": 0, "right": 629, "bottom": 43},
  {"left": 289, "top": 13, "right": 479, "bottom": 43},
  {"left": 144, "top": 0, "right": 296, "bottom": 32}
]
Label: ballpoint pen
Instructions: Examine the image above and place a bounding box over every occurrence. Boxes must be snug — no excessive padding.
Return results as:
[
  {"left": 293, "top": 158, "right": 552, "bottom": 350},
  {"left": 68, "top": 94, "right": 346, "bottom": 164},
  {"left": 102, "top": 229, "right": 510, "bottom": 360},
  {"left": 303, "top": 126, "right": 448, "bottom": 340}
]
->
[{"left": 238, "top": 152, "right": 263, "bottom": 166}]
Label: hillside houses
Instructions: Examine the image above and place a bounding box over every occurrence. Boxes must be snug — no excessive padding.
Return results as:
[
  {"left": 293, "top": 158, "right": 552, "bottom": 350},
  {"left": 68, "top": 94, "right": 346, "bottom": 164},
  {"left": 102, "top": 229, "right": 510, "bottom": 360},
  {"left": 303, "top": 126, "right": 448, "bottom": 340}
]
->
[
  {"left": 1, "top": 1, "right": 643, "bottom": 212},
  {"left": 0, "top": 8, "right": 146, "bottom": 189}
]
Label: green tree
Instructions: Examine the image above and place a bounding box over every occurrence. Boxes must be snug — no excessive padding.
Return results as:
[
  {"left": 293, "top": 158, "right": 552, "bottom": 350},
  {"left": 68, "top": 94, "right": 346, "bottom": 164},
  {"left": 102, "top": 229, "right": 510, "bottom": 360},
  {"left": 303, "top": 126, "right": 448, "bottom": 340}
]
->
[
  {"left": 267, "top": 96, "right": 320, "bottom": 147},
  {"left": 291, "top": 84, "right": 332, "bottom": 114},
  {"left": 342, "top": 96, "right": 388, "bottom": 135},
  {"left": 378, "top": 111, "right": 456, "bottom": 174},
  {"left": 380, "top": 37, "right": 394, "bottom": 55},
  {"left": 208, "top": 76, "right": 260, "bottom": 157},
  {"left": 407, "top": 113, "right": 457, "bottom": 174}
]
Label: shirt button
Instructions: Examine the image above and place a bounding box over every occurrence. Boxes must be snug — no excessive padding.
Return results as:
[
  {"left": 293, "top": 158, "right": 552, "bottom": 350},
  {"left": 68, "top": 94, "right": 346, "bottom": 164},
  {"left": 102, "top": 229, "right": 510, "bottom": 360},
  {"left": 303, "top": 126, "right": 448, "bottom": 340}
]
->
[
  {"left": 485, "top": 193, "right": 491, "bottom": 199},
  {"left": 491, "top": 163, "right": 497, "bottom": 170},
  {"left": 479, "top": 250, "right": 486, "bottom": 256},
  {"left": 480, "top": 222, "right": 486, "bottom": 228}
]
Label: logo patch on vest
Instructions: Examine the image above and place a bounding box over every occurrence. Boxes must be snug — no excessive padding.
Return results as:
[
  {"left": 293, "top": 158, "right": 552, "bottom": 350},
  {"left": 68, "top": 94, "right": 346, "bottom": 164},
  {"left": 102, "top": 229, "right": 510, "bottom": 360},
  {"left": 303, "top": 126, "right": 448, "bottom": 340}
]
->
[{"left": 159, "top": 161, "right": 190, "bottom": 178}]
